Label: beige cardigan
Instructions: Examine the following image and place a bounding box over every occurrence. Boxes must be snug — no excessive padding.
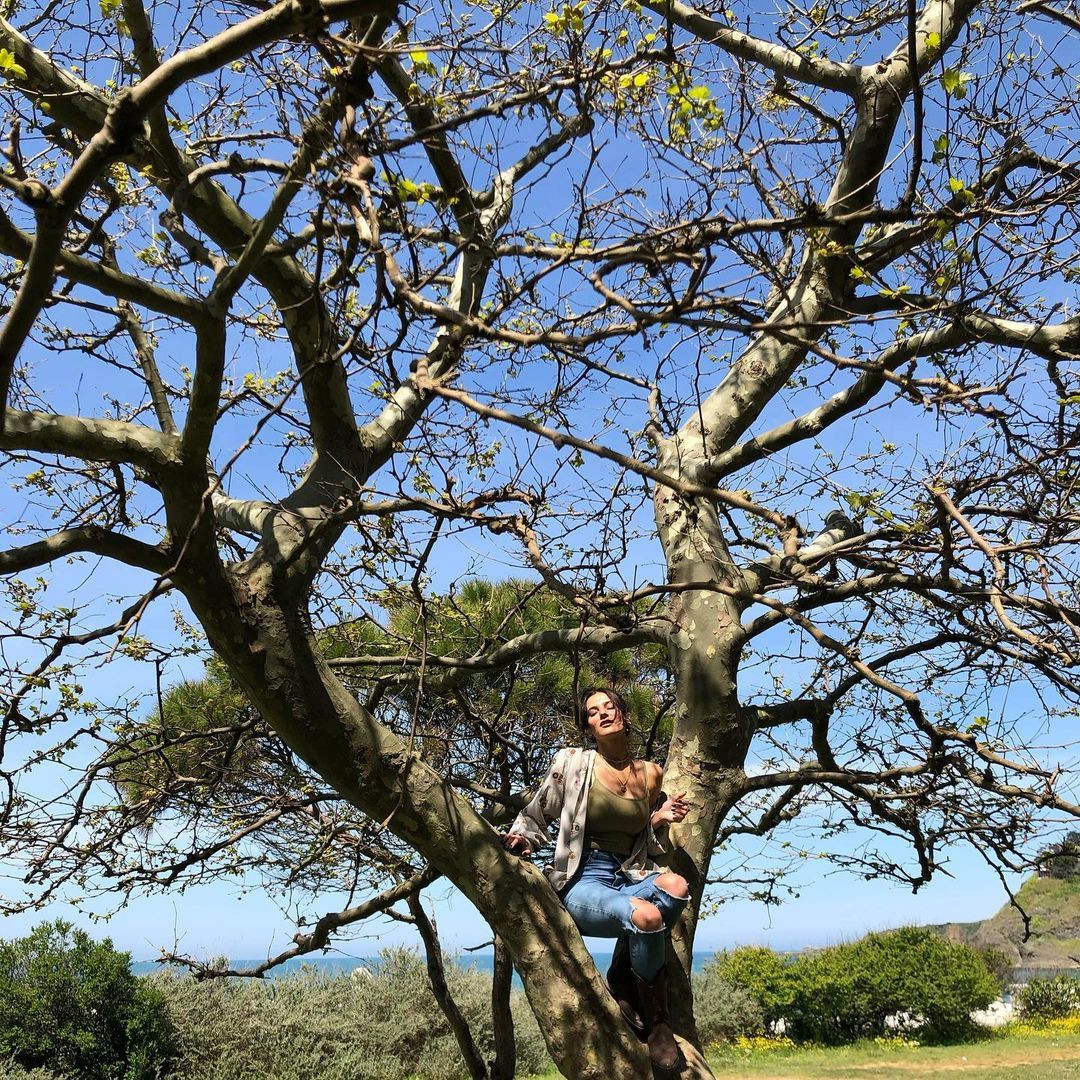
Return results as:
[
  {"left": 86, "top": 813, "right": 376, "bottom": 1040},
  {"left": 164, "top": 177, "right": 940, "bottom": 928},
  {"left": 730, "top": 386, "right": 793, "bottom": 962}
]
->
[{"left": 508, "top": 746, "right": 666, "bottom": 893}]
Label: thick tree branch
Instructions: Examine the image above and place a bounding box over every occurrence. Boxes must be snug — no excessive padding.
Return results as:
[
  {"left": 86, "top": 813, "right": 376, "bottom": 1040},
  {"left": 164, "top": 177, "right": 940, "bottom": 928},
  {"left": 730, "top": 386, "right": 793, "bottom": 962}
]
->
[
  {"left": 745, "top": 699, "right": 830, "bottom": 730},
  {"left": 0, "top": 526, "right": 172, "bottom": 575},
  {"left": 668, "top": 0, "right": 982, "bottom": 471},
  {"left": 643, "top": 0, "right": 859, "bottom": 94},
  {"left": 376, "top": 55, "right": 480, "bottom": 229},
  {"left": 327, "top": 623, "right": 666, "bottom": 670},
  {"left": 0, "top": 408, "right": 179, "bottom": 468}
]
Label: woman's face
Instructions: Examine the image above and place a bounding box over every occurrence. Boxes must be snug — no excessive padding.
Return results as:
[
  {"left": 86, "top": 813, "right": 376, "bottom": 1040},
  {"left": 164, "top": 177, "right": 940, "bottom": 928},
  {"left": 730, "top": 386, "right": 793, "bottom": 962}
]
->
[{"left": 583, "top": 692, "right": 624, "bottom": 740}]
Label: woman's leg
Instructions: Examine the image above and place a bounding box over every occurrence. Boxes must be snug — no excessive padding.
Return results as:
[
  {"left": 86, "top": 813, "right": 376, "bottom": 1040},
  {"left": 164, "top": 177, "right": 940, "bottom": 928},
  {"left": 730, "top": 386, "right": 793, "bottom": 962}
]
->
[
  {"left": 620, "top": 875, "right": 687, "bottom": 1071},
  {"left": 651, "top": 872, "right": 690, "bottom": 929},
  {"left": 563, "top": 856, "right": 670, "bottom": 978},
  {"left": 625, "top": 898, "right": 666, "bottom": 981},
  {"left": 562, "top": 872, "right": 635, "bottom": 939},
  {"left": 563, "top": 860, "right": 661, "bottom": 1037},
  {"left": 563, "top": 864, "right": 672, "bottom": 965},
  {"left": 563, "top": 858, "right": 686, "bottom": 1068},
  {"left": 622, "top": 873, "right": 689, "bottom": 980}
]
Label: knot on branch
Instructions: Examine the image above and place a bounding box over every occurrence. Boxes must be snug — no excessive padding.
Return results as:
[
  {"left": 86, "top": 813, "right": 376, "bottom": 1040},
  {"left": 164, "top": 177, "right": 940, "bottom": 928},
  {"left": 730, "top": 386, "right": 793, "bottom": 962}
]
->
[
  {"left": 291, "top": 0, "right": 330, "bottom": 37},
  {"left": 102, "top": 88, "right": 149, "bottom": 155},
  {"left": 22, "top": 179, "right": 55, "bottom": 212}
]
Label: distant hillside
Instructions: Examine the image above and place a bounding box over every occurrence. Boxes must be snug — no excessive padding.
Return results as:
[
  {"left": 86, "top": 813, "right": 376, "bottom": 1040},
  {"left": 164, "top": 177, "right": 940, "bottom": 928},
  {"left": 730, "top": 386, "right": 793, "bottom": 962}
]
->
[{"left": 935, "top": 874, "right": 1080, "bottom": 968}]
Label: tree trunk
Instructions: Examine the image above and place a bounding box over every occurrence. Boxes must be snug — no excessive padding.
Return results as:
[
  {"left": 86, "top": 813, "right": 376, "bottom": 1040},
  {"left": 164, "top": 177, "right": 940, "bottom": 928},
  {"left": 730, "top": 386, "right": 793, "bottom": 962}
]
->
[
  {"left": 650, "top": 472, "right": 754, "bottom": 1044},
  {"left": 490, "top": 937, "right": 516, "bottom": 1080},
  {"left": 409, "top": 894, "right": 488, "bottom": 1080}
]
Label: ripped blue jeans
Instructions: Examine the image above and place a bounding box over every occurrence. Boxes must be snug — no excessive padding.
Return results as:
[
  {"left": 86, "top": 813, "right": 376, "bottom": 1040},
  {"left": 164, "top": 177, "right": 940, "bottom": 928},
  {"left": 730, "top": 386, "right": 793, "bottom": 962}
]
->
[{"left": 561, "top": 849, "right": 688, "bottom": 982}]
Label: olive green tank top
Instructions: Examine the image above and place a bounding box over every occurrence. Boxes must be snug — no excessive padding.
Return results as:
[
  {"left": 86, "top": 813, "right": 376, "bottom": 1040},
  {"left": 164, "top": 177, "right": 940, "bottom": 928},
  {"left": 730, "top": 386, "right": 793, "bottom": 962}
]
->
[{"left": 584, "top": 770, "right": 649, "bottom": 856}]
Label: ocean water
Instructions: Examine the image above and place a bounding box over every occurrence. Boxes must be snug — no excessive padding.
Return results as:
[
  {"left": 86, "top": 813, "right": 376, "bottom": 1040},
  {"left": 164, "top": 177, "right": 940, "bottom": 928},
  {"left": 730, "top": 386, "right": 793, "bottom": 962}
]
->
[{"left": 132, "top": 949, "right": 717, "bottom": 981}]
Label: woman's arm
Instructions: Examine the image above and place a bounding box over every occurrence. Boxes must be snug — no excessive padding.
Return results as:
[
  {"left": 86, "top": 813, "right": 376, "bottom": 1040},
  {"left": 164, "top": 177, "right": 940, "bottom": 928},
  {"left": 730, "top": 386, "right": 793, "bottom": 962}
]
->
[
  {"left": 648, "top": 764, "right": 690, "bottom": 829},
  {"left": 503, "top": 749, "right": 568, "bottom": 856}
]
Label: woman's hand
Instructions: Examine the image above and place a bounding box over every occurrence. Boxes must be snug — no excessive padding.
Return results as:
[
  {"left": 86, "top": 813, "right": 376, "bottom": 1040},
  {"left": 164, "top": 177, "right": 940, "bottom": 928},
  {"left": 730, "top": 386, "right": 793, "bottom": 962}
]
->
[
  {"left": 653, "top": 791, "right": 691, "bottom": 827},
  {"left": 502, "top": 833, "right": 532, "bottom": 856}
]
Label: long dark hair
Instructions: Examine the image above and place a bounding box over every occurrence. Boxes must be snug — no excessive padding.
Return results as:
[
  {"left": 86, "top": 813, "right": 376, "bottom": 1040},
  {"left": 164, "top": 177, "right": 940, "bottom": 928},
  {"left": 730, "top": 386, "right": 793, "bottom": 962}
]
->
[{"left": 576, "top": 686, "right": 630, "bottom": 739}]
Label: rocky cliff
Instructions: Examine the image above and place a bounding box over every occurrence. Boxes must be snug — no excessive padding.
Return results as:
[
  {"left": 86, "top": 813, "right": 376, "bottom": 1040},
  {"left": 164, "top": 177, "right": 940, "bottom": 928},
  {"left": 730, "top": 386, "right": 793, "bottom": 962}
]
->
[{"left": 938, "top": 875, "right": 1080, "bottom": 969}]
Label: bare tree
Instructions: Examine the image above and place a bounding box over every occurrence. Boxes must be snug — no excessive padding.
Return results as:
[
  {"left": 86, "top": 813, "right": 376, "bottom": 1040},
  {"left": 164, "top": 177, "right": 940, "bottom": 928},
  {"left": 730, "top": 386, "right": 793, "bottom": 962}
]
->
[{"left": 1, "top": 0, "right": 1079, "bottom": 1074}]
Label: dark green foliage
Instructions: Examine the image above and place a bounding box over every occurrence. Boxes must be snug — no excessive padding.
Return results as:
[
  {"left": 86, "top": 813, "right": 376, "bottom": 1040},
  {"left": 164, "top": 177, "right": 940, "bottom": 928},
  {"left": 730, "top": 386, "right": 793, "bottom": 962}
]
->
[
  {"left": 109, "top": 658, "right": 263, "bottom": 817},
  {"left": 0, "top": 921, "right": 175, "bottom": 1080},
  {"left": 711, "top": 927, "right": 1001, "bottom": 1045},
  {"left": 115, "top": 578, "right": 674, "bottom": 825},
  {"left": 1015, "top": 974, "right": 1080, "bottom": 1020},
  {"left": 330, "top": 577, "right": 673, "bottom": 757},
  {"left": 1037, "top": 832, "right": 1080, "bottom": 880}
]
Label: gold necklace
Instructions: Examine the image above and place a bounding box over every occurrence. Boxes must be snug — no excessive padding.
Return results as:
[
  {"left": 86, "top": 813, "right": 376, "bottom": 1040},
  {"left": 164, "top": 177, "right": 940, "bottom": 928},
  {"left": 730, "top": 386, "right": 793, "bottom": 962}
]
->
[{"left": 602, "top": 755, "right": 635, "bottom": 794}]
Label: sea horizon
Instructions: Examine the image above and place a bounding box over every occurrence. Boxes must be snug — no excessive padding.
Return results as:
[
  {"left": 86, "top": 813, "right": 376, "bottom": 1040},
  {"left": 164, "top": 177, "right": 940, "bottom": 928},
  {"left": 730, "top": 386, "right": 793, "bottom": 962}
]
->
[{"left": 131, "top": 948, "right": 717, "bottom": 980}]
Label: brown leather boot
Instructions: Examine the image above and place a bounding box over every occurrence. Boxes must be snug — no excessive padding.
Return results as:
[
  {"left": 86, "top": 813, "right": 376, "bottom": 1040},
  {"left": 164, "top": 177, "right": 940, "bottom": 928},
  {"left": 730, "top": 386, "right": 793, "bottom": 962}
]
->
[
  {"left": 634, "top": 966, "right": 681, "bottom": 1073},
  {"left": 606, "top": 935, "right": 645, "bottom": 1035}
]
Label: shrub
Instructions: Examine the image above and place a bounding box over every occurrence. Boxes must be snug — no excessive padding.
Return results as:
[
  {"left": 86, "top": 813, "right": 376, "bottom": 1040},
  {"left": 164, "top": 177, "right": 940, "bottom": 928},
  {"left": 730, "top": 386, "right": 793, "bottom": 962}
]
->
[
  {"left": 0, "top": 921, "right": 175, "bottom": 1080},
  {"left": 151, "top": 947, "right": 551, "bottom": 1080},
  {"left": 706, "top": 947, "right": 799, "bottom": 1028},
  {"left": 0, "top": 1065, "right": 69, "bottom": 1080},
  {"left": 1015, "top": 974, "right": 1080, "bottom": 1021},
  {"left": 851, "top": 926, "right": 999, "bottom": 1042},
  {"left": 711, "top": 927, "right": 1000, "bottom": 1045},
  {"left": 692, "top": 964, "right": 765, "bottom": 1043}
]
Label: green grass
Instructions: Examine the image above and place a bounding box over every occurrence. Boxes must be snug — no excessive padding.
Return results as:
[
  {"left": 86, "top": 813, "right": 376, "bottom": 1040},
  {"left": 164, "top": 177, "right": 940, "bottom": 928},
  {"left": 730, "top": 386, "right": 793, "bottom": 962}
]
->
[
  {"left": 705, "top": 1028, "right": 1080, "bottom": 1079},
  {"left": 524, "top": 1028, "right": 1080, "bottom": 1079}
]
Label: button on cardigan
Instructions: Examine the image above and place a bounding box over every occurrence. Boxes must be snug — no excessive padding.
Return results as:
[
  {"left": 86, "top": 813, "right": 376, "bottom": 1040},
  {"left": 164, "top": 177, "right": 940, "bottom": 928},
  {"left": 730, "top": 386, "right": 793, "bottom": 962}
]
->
[{"left": 508, "top": 746, "right": 666, "bottom": 893}]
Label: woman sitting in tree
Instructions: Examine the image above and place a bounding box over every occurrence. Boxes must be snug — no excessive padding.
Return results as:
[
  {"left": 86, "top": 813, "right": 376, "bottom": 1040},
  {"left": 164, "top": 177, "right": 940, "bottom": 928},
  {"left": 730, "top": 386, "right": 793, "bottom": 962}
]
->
[{"left": 502, "top": 687, "right": 691, "bottom": 1071}]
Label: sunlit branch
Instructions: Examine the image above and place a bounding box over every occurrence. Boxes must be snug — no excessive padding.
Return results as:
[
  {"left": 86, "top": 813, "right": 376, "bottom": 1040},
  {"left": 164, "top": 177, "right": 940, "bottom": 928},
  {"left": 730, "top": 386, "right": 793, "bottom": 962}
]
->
[
  {"left": 643, "top": 0, "right": 859, "bottom": 94},
  {"left": 0, "top": 0, "right": 397, "bottom": 425},
  {"left": 327, "top": 623, "right": 666, "bottom": 670},
  {"left": 350, "top": 111, "right": 590, "bottom": 467},
  {"left": 0, "top": 408, "right": 179, "bottom": 468},
  {"left": 1017, "top": 0, "right": 1080, "bottom": 32},
  {"left": 703, "top": 331, "right": 920, "bottom": 477}
]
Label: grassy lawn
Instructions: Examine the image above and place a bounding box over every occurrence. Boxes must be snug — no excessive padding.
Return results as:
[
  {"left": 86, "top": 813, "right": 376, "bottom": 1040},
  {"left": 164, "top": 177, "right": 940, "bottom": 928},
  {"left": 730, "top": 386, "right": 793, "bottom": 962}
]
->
[
  {"left": 705, "top": 1027, "right": 1080, "bottom": 1079},
  {"left": 525, "top": 1025, "right": 1080, "bottom": 1079}
]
